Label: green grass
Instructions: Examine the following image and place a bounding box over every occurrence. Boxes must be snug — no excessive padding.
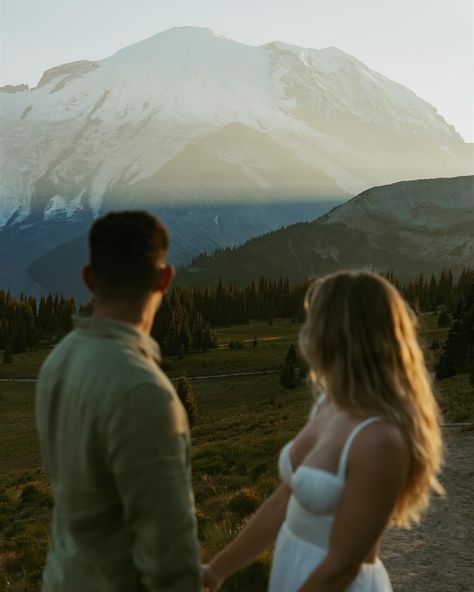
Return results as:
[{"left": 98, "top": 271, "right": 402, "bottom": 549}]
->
[
  {"left": 437, "top": 373, "right": 474, "bottom": 423},
  {"left": 0, "top": 350, "right": 50, "bottom": 380},
  {"left": 0, "top": 313, "right": 470, "bottom": 591},
  {"left": 0, "top": 383, "right": 41, "bottom": 482}
]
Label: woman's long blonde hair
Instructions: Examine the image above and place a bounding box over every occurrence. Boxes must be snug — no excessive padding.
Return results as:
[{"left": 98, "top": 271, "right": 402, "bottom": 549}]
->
[{"left": 299, "top": 270, "right": 444, "bottom": 528}]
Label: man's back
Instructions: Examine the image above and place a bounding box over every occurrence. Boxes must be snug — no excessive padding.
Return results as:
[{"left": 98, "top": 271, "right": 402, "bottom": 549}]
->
[{"left": 36, "top": 315, "right": 201, "bottom": 592}]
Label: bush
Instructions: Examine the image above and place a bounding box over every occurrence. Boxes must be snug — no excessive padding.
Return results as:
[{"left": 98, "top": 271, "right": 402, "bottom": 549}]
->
[
  {"left": 3, "top": 345, "right": 13, "bottom": 364},
  {"left": 280, "top": 345, "right": 301, "bottom": 388},
  {"left": 437, "top": 310, "right": 451, "bottom": 328},
  {"left": 249, "top": 462, "right": 269, "bottom": 481},
  {"left": 201, "top": 518, "right": 237, "bottom": 556},
  {"left": 176, "top": 376, "right": 198, "bottom": 428},
  {"left": 19, "top": 485, "right": 52, "bottom": 509},
  {"left": 228, "top": 488, "right": 259, "bottom": 516},
  {"left": 225, "top": 554, "right": 271, "bottom": 592}
]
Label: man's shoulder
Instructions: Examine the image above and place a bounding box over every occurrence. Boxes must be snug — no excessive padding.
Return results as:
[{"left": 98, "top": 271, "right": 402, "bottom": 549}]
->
[
  {"left": 90, "top": 339, "right": 177, "bottom": 408},
  {"left": 124, "top": 358, "right": 176, "bottom": 400},
  {"left": 38, "top": 330, "right": 173, "bottom": 397}
]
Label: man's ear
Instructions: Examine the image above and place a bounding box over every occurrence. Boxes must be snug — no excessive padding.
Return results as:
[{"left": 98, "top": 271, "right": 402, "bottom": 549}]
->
[
  {"left": 82, "top": 265, "right": 94, "bottom": 292},
  {"left": 156, "top": 264, "right": 175, "bottom": 294}
]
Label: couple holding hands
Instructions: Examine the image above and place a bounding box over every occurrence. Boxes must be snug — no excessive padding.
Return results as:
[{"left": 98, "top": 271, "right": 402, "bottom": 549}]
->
[{"left": 36, "top": 211, "right": 443, "bottom": 592}]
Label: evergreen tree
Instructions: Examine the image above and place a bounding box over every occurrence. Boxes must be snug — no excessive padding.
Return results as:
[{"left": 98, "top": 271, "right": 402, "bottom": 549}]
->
[
  {"left": 469, "top": 346, "right": 474, "bottom": 387},
  {"left": 3, "top": 343, "right": 13, "bottom": 364},
  {"left": 436, "top": 321, "right": 460, "bottom": 379},
  {"left": 280, "top": 344, "right": 300, "bottom": 388},
  {"left": 285, "top": 344, "right": 298, "bottom": 365},
  {"left": 13, "top": 322, "right": 28, "bottom": 353},
  {"left": 176, "top": 376, "right": 197, "bottom": 428},
  {"left": 437, "top": 310, "right": 451, "bottom": 328}
]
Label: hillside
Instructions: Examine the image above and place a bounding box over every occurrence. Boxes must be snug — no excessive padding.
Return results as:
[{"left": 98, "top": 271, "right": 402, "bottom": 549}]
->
[{"left": 177, "top": 176, "right": 474, "bottom": 286}]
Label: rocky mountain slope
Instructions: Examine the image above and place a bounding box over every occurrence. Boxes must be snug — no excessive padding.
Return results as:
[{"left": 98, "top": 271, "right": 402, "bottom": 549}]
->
[{"left": 176, "top": 176, "right": 474, "bottom": 286}]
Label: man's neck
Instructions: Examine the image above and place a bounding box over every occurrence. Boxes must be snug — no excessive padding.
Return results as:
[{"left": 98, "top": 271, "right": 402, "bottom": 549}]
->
[{"left": 92, "top": 296, "right": 159, "bottom": 335}]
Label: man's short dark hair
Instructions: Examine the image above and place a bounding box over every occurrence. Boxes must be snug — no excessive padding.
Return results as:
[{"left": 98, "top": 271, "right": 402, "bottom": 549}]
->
[{"left": 89, "top": 211, "right": 169, "bottom": 299}]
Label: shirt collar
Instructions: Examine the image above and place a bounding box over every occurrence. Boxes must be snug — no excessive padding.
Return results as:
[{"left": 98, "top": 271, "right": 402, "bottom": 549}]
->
[{"left": 73, "top": 315, "right": 161, "bottom": 363}]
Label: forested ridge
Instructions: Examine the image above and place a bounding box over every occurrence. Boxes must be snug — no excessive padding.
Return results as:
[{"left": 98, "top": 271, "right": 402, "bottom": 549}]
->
[{"left": 1, "top": 269, "right": 473, "bottom": 371}]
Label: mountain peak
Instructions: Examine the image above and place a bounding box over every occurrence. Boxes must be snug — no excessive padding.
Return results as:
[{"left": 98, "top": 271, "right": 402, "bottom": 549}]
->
[
  {"left": 107, "top": 26, "right": 232, "bottom": 62},
  {"left": 163, "top": 26, "right": 228, "bottom": 39}
]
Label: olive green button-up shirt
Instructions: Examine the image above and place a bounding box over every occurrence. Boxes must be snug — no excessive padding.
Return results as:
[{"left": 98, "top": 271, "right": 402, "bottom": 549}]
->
[{"left": 36, "top": 316, "right": 201, "bottom": 592}]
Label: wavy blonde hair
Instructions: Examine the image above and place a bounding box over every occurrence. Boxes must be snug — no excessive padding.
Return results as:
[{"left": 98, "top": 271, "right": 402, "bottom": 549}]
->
[{"left": 299, "top": 270, "right": 444, "bottom": 528}]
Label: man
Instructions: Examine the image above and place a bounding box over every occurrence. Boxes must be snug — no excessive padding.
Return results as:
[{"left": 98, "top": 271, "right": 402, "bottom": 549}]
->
[{"left": 36, "top": 211, "right": 202, "bottom": 591}]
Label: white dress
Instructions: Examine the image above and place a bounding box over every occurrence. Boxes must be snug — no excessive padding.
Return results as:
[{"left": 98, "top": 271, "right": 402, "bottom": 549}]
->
[{"left": 268, "top": 406, "right": 393, "bottom": 592}]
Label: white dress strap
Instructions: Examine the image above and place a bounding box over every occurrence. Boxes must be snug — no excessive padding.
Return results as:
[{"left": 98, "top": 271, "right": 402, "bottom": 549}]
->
[
  {"left": 309, "top": 392, "right": 326, "bottom": 420},
  {"left": 337, "top": 417, "right": 380, "bottom": 479}
]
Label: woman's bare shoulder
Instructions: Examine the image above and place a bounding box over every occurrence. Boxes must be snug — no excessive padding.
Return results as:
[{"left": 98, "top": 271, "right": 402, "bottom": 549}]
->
[{"left": 350, "top": 419, "right": 410, "bottom": 474}]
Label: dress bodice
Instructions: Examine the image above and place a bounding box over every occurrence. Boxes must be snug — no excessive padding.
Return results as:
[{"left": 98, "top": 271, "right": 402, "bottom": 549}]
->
[{"left": 278, "top": 402, "right": 380, "bottom": 549}]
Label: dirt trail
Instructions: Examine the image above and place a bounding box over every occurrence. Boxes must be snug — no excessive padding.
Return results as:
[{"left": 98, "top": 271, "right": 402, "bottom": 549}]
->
[{"left": 383, "top": 427, "right": 474, "bottom": 592}]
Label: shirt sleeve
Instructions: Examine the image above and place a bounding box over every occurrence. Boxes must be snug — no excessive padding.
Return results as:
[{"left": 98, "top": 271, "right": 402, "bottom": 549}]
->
[{"left": 106, "top": 382, "right": 202, "bottom": 592}]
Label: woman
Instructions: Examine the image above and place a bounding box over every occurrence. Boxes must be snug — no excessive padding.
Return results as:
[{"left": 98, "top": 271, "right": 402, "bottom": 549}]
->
[{"left": 203, "top": 271, "right": 444, "bottom": 592}]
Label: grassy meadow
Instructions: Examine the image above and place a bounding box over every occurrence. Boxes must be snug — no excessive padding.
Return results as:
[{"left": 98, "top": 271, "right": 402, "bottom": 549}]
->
[{"left": 0, "top": 314, "right": 472, "bottom": 591}]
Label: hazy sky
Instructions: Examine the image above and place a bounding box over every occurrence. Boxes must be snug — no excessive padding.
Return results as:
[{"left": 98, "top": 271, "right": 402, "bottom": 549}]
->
[{"left": 1, "top": 0, "right": 473, "bottom": 141}]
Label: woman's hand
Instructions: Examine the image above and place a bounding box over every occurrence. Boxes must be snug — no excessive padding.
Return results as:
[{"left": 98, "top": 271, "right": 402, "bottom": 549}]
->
[{"left": 202, "top": 563, "right": 224, "bottom": 592}]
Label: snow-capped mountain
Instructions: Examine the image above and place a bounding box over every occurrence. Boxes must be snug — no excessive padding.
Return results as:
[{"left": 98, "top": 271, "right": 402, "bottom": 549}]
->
[
  {"left": 2, "top": 26, "right": 472, "bottom": 226},
  {"left": 0, "top": 27, "right": 472, "bottom": 295}
]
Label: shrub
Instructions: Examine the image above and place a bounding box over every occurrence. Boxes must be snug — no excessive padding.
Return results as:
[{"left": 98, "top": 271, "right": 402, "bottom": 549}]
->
[
  {"left": 280, "top": 344, "right": 301, "bottom": 388},
  {"left": 201, "top": 518, "right": 237, "bottom": 557},
  {"left": 228, "top": 488, "right": 259, "bottom": 516},
  {"left": 176, "top": 376, "right": 198, "bottom": 428},
  {"left": 19, "top": 484, "right": 52, "bottom": 510},
  {"left": 437, "top": 310, "right": 451, "bottom": 328},
  {"left": 3, "top": 345, "right": 13, "bottom": 364},
  {"left": 249, "top": 462, "right": 269, "bottom": 482},
  {"left": 225, "top": 554, "right": 271, "bottom": 592}
]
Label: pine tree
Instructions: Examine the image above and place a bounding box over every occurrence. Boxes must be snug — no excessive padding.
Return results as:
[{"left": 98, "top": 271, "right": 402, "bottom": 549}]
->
[
  {"left": 436, "top": 321, "right": 460, "bottom": 379},
  {"left": 437, "top": 310, "right": 451, "bottom": 328},
  {"left": 468, "top": 346, "right": 474, "bottom": 387},
  {"left": 3, "top": 343, "right": 13, "bottom": 364},
  {"left": 280, "top": 344, "right": 300, "bottom": 388},
  {"left": 13, "top": 323, "right": 28, "bottom": 353},
  {"left": 176, "top": 376, "right": 197, "bottom": 428},
  {"left": 285, "top": 344, "right": 298, "bottom": 365}
]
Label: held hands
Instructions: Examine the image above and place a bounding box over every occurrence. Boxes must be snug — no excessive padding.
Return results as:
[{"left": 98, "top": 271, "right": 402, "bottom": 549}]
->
[{"left": 202, "top": 563, "right": 224, "bottom": 592}]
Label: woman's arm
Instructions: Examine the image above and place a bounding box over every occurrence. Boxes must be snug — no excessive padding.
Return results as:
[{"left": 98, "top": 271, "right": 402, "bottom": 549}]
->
[
  {"left": 204, "top": 482, "right": 291, "bottom": 589},
  {"left": 298, "top": 422, "right": 410, "bottom": 592}
]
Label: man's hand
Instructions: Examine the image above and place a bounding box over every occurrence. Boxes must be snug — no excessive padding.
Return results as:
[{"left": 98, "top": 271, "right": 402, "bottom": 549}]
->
[{"left": 202, "top": 563, "right": 224, "bottom": 592}]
